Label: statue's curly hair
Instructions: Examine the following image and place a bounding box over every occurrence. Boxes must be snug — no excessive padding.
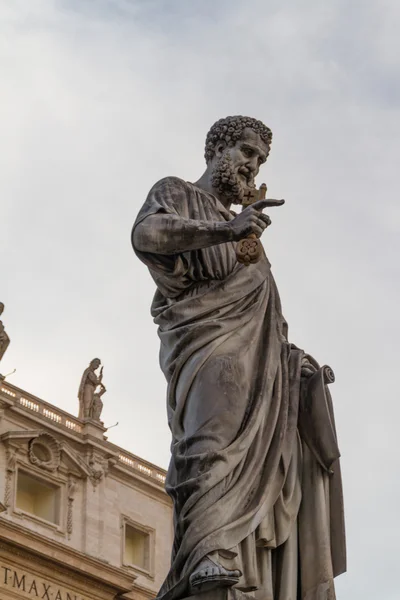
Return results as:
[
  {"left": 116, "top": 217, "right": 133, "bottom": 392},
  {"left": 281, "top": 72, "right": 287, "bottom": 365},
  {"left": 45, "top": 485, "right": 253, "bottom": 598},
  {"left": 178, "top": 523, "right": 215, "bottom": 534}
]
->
[{"left": 205, "top": 116, "right": 272, "bottom": 163}]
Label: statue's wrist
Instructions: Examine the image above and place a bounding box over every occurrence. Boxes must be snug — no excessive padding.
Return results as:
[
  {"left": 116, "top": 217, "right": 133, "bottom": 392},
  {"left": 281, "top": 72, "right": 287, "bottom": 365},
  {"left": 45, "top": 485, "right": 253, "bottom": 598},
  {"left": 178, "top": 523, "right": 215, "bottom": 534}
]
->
[{"left": 215, "top": 221, "right": 234, "bottom": 242}]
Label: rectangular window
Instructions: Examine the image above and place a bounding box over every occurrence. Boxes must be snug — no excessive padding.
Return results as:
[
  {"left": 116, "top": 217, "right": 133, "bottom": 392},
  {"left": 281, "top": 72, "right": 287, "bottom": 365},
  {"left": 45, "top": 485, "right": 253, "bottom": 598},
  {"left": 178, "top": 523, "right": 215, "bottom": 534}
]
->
[
  {"left": 124, "top": 523, "right": 151, "bottom": 571},
  {"left": 16, "top": 470, "right": 61, "bottom": 525}
]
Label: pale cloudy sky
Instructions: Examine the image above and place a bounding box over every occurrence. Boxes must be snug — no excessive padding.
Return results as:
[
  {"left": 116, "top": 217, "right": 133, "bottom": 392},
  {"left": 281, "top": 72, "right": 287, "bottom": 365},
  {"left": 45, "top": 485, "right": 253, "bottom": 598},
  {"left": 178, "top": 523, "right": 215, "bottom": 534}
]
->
[{"left": 1, "top": 1, "right": 400, "bottom": 598}]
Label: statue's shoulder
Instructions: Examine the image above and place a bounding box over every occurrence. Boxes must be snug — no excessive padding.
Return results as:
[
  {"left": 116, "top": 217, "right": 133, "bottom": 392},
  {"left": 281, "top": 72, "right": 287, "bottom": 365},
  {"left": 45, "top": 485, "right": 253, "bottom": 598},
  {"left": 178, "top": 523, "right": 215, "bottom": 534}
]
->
[
  {"left": 149, "top": 176, "right": 190, "bottom": 194},
  {"left": 145, "top": 177, "right": 193, "bottom": 213}
]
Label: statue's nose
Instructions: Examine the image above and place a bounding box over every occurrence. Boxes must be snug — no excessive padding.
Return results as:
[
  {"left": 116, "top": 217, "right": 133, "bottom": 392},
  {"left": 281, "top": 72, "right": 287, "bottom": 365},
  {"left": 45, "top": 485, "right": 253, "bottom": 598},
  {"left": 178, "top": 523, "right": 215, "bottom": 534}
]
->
[{"left": 246, "top": 157, "right": 258, "bottom": 171}]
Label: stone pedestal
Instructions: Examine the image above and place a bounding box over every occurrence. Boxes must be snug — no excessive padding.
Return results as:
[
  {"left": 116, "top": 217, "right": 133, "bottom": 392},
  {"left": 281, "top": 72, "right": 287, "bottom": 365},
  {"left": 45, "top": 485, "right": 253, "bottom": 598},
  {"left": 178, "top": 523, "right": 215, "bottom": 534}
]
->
[{"left": 82, "top": 418, "right": 108, "bottom": 440}]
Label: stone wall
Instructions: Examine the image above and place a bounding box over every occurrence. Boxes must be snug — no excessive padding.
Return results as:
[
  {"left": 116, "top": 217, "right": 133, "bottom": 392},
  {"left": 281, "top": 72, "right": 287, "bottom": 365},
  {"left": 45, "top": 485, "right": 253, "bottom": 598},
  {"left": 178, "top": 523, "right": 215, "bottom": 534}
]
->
[{"left": 0, "top": 381, "right": 173, "bottom": 600}]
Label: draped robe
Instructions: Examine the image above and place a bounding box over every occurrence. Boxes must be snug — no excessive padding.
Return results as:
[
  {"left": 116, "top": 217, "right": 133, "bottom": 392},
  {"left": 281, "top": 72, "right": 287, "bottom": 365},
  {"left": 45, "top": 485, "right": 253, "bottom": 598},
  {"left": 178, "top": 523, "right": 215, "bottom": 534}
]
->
[
  {"left": 132, "top": 177, "right": 346, "bottom": 600},
  {"left": 78, "top": 368, "right": 97, "bottom": 419}
]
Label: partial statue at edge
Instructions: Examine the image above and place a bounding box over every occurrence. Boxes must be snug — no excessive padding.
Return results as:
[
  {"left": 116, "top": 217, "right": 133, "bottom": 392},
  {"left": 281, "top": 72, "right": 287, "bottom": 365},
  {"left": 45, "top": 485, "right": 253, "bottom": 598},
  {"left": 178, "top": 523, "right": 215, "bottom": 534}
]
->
[
  {"left": 0, "top": 303, "right": 11, "bottom": 366},
  {"left": 78, "top": 358, "right": 106, "bottom": 422},
  {"left": 132, "top": 116, "right": 346, "bottom": 600}
]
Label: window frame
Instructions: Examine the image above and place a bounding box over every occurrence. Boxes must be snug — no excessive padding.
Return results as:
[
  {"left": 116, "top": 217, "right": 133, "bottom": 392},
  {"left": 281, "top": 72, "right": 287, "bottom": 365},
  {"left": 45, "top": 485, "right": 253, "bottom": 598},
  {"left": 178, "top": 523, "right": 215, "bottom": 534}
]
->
[
  {"left": 13, "top": 465, "right": 65, "bottom": 532},
  {"left": 121, "top": 516, "right": 155, "bottom": 577}
]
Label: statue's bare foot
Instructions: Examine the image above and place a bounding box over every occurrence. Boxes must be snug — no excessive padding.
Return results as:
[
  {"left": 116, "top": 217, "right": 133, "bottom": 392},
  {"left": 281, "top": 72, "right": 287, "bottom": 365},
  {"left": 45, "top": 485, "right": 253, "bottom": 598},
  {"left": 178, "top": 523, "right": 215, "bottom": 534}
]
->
[{"left": 189, "top": 556, "right": 241, "bottom": 593}]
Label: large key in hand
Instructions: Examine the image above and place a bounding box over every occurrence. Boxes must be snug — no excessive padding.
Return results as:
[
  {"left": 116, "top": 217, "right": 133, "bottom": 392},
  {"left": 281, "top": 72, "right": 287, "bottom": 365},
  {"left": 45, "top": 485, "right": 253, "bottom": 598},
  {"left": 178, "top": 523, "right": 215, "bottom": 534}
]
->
[
  {"left": 236, "top": 183, "right": 266, "bottom": 266},
  {"left": 236, "top": 184, "right": 284, "bottom": 266}
]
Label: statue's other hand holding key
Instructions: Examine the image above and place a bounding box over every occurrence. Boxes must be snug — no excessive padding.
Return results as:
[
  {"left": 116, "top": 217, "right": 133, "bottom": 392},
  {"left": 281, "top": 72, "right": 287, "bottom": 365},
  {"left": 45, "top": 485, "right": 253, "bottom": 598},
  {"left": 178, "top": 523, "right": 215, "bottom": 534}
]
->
[{"left": 229, "top": 198, "right": 285, "bottom": 241}]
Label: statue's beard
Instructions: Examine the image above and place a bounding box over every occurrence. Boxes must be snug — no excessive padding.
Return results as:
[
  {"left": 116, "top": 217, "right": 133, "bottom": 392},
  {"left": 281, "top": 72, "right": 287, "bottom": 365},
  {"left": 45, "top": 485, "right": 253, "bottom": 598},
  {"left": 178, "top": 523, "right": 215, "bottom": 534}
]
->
[{"left": 211, "top": 153, "right": 254, "bottom": 204}]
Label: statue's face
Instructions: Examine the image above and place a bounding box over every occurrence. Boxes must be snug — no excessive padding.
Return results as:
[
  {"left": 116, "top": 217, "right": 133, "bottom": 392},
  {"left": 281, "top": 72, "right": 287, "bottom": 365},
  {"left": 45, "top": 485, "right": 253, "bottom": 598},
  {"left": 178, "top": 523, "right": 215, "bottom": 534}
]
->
[
  {"left": 92, "top": 359, "right": 101, "bottom": 370},
  {"left": 211, "top": 128, "right": 269, "bottom": 202},
  {"left": 230, "top": 128, "right": 269, "bottom": 187}
]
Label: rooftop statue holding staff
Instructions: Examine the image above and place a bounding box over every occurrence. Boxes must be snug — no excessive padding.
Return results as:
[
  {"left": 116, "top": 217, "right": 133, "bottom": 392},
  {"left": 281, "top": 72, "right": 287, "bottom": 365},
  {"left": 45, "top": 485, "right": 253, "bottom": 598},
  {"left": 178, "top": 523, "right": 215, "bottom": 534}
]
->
[
  {"left": 77, "top": 358, "right": 105, "bottom": 421},
  {"left": 132, "top": 116, "right": 346, "bottom": 600},
  {"left": 0, "top": 303, "right": 10, "bottom": 365}
]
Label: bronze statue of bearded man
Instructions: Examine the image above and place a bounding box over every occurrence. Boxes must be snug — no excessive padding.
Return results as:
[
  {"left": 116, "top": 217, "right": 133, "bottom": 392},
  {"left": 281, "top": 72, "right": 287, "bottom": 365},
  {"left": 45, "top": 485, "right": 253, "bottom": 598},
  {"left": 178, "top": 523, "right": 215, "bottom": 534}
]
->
[{"left": 132, "top": 116, "right": 346, "bottom": 600}]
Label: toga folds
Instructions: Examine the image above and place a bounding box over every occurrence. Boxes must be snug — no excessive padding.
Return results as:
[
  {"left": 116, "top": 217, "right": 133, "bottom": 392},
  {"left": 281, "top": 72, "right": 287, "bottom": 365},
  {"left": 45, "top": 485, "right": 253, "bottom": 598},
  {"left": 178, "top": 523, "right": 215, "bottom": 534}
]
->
[{"left": 132, "top": 177, "right": 346, "bottom": 600}]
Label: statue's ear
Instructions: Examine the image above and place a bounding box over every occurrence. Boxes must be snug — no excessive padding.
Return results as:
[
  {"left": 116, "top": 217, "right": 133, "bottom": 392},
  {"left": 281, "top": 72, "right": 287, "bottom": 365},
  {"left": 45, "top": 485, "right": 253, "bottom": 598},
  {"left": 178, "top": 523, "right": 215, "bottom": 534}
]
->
[{"left": 215, "top": 141, "right": 227, "bottom": 158}]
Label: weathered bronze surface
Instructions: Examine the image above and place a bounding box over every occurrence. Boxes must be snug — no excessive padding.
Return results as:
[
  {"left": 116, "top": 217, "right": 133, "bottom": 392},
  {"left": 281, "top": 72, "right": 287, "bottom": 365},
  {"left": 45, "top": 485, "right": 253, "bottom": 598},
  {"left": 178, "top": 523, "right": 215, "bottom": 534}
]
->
[{"left": 132, "top": 116, "right": 346, "bottom": 600}]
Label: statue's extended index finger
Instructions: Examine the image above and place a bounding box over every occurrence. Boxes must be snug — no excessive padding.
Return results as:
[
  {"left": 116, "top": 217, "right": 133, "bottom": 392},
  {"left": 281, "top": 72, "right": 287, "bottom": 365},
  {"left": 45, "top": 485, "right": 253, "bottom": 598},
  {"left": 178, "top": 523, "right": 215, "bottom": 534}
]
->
[{"left": 253, "top": 198, "right": 285, "bottom": 211}]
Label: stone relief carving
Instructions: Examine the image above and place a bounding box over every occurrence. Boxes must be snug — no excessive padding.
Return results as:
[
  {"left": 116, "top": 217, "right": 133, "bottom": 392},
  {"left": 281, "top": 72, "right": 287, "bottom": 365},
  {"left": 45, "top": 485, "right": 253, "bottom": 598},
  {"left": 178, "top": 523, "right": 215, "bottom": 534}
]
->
[
  {"left": 87, "top": 450, "right": 109, "bottom": 487},
  {"left": 28, "top": 433, "right": 61, "bottom": 471}
]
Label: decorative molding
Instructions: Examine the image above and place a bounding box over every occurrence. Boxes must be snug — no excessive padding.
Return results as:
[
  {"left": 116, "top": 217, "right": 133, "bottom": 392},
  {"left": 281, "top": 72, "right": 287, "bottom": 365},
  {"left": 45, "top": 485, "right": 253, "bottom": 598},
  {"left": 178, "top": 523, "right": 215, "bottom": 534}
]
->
[
  {"left": 0, "top": 518, "right": 137, "bottom": 594},
  {"left": 0, "top": 430, "right": 42, "bottom": 444}
]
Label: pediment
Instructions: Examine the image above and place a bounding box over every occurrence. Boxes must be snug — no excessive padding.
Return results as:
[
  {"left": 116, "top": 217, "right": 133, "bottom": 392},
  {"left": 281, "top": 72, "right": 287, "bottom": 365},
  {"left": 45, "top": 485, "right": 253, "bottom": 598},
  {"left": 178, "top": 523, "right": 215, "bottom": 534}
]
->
[
  {"left": 60, "top": 442, "right": 91, "bottom": 477},
  {"left": 0, "top": 430, "right": 91, "bottom": 478}
]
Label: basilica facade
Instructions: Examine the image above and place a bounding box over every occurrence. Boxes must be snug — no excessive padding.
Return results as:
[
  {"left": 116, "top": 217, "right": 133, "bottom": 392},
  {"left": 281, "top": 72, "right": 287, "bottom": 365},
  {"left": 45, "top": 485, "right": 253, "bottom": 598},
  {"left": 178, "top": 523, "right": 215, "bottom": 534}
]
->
[{"left": 0, "top": 379, "right": 172, "bottom": 600}]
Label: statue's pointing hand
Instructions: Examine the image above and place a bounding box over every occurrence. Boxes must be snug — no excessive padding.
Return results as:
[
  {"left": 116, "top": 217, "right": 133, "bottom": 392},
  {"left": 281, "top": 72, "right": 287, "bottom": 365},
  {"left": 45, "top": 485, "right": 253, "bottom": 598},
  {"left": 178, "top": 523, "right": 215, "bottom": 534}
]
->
[{"left": 230, "top": 198, "right": 285, "bottom": 241}]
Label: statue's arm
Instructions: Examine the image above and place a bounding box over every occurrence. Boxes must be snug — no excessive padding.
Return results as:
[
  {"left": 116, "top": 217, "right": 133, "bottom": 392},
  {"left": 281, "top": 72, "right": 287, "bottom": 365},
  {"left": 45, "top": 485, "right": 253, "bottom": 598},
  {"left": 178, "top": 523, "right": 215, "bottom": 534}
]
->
[
  {"left": 132, "top": 213, "right": 234, "bottom": 255},
  {"left": 87, "top": 371, "right": 98, "bottom": 385},
  {"left": 0, "top": 331, "right": 10, "bottom": 362}
]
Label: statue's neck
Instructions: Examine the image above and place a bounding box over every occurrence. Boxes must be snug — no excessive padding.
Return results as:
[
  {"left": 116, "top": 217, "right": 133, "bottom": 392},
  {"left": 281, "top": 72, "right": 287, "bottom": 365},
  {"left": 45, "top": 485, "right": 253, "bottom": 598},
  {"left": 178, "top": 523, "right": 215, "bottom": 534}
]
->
[{"left": 193, "top": 169, "right": 231, "bottom": 209}]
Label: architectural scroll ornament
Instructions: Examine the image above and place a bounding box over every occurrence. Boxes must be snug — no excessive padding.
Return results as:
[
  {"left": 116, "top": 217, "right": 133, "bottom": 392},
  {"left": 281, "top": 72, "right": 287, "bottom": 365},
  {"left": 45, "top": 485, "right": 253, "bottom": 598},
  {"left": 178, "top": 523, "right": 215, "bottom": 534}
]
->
[
  {"left": 67, "top": 476, "right": 76, "bottom": 538},
  {"left": 28, "top": 433, "right": 61, "bottom": 471},
  {"left": 88, "top": 451, "right": 107, "bottom": 488},
  {"left": 4, "top": 448, "right": 18, "bottom": 508}
]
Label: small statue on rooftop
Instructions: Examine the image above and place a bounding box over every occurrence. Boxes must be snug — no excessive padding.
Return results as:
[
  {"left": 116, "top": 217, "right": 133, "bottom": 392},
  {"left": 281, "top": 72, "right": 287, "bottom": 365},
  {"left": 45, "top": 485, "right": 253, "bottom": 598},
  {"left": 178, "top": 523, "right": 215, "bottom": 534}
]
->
[
  {"left": 91, "top": 382, "right": 106, "bottom": 422},
  {"left": 78, "top": 358, "right": 104, "bottom": 420},
  {"left": 0, "top": 303, "right": 10, "bottom": 365}
]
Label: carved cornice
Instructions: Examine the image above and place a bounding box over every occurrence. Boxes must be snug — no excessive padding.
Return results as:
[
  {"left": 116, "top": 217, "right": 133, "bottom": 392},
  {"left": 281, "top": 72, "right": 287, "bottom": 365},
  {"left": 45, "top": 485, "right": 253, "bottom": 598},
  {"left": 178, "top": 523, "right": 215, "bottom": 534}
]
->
[
  {"left": 112, "top": 465, "right": 171, "bottom": 507},
  {"left": 0, "top": 517, "right": 136, "bottom": 593},
  {"left": 0, "top": 430, "right": 42, "bottom": 445},
  {"left": 122, "top": 581, "right": 161, "bottom": 600}
]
